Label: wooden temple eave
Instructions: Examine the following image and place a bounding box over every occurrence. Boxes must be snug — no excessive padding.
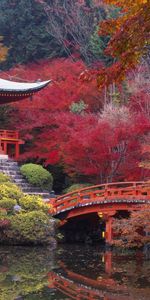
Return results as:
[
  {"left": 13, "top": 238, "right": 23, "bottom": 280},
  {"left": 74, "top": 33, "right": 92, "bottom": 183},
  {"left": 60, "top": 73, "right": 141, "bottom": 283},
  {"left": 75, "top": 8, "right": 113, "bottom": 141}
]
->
[
  {"left": 0, "top": 78, "right": 51, "bottom": 158},
  {"left": 0, "top": 78, "right": 51, "bottom": 104}
]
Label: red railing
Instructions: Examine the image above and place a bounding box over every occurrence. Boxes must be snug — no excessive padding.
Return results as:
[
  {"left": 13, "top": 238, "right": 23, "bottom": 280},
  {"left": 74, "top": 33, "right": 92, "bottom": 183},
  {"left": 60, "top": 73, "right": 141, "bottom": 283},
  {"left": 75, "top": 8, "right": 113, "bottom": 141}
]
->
[
  {"left": 52, "top": 181, "right": 150, "bottom": 215},
  {"left": 48, "top": 272, "right": 107, "bottom": 300},
  {"left": 0, "top": 130, "right": 19, "bottom": 139},
  {"left": 48, "top": 270, "right": 132, "bottom": 300}
]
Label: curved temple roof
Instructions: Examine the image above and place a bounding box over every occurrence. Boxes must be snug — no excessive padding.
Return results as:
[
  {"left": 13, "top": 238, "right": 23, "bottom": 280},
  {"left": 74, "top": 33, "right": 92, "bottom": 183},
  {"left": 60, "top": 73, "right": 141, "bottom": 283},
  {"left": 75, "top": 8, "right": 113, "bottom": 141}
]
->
[{"left": 0, "top": 78, "right": 51, "bottom": 105}]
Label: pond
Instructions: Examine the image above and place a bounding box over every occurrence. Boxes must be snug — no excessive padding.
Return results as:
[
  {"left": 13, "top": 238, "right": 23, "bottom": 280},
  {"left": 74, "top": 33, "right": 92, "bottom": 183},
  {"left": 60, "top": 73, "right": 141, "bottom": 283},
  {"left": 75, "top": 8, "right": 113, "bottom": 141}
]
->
[{"left": 0, "top": 245, "right": 149, "bottom": 300}]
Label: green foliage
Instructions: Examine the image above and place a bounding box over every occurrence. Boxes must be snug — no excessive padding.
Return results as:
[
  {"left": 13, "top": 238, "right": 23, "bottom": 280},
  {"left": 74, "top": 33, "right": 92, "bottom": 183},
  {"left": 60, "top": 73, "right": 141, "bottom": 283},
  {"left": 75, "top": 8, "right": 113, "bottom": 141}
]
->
[
  {"left": 20, "top": 163, "right": 53, "bottom": 190},
  {"left": 0, "top": 0, "right": 110, "bottom": 68},
  {"left": 19, "top": 195, "right": 49, "bottom": 213},
  {"left": 10, "top": 211, "right": 52, "bottom": 244},
  {"left": 0, "top": 0, "right": 65, "bottom": 69},
  {"left": 0, "top": 198, "right": 17, "bottom": 211},
  {"left": 0, "top": 172, "right": 11, "bottom": 183},
  {"left": 0, "top": 180, "right": 56, "bottom": 245},
  {"left": 70, "top": 100, "right": 88, "bottom": 115},
  {"left": 63, "top": 183, "right": 91, "bottom": 194},
  {"left": 0, "top": 182, "right": 23, "bottom": 201},
  {"left": 0, "top": 209, "right": 10, "bottom": 229},
  {"left": 89, "top": 26, "right": 112, "bottom": 65},
  {"left": 89, "top": 4, "right": 120, "bottom": 66},
  {"left": 0, "top": 208, "right": 7, "bottom": 217}
]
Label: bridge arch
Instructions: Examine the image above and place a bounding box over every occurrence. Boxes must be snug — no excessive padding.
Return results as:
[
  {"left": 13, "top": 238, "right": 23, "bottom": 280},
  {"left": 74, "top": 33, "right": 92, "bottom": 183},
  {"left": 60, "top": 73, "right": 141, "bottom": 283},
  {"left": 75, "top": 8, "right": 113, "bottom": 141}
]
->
[{"left": 49, "top": 181, "right": 150, "bottom": 244}]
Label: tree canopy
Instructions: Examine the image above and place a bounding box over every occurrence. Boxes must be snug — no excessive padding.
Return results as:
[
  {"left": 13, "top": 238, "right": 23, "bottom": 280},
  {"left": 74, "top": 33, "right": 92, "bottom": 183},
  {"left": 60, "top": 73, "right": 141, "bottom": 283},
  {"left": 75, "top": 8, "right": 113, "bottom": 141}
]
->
[{"left": 96, "top": 0, "right": 150, "bottom": 87}]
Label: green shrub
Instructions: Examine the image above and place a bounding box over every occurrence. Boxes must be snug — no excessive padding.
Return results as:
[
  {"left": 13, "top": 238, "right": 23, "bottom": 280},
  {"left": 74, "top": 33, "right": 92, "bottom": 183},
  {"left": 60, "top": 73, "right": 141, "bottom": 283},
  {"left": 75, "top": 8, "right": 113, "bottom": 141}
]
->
[
  {"left": 63, "top": 183, "right": 91, "bottom": 194},
  {"left": 0, "top": 183, "right": 23, "bottom": 201},
  {"left": 0, "top": 180, "right": 56, "bottom": 245},
  {"left": 20, "top": 163, "right": 53, "bottom": 190},
  {"left": 0, "top": 198, "right": 17, "bottom": 211},
  {"left": 19, "top": 195, "right": 49, "bottom": 213},
  {"left": 0, "top": 208, "right": 7, "bottom": 216},
  {"left": 10, "top": 211, "right": 53, "bottom": 244},
  {"left": 0, "top": 172, "right": 11, "bottom": 183},
  {"left": 0, "top": 209, "right": 10, "bottom": 229}
]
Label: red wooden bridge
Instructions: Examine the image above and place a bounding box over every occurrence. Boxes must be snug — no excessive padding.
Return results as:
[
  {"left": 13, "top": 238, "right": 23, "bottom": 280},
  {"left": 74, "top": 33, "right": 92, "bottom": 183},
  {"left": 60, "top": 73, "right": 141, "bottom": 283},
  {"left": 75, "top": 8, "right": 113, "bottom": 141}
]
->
[{"left": 50, "top": 181, "right": 150, "bottom": 244}]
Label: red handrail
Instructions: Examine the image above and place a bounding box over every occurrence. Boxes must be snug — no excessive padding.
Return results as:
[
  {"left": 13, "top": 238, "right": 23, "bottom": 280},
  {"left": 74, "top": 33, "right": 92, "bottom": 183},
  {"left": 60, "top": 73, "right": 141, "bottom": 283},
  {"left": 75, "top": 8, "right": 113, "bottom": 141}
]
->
[
  {"left": 51, "top": 181, "right": 150, "bottom": 215},
  {"left": 0, "top": 129, "right": 19, "bottom": 139}
]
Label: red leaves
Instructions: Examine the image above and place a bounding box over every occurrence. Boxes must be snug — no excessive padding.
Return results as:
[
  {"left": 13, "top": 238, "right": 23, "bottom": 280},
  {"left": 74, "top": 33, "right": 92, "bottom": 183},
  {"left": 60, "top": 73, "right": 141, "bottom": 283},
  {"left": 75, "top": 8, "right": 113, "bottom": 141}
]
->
[
  {"left": 113, "top": 205, "right": 150, "bottom": 248},
  {"left": 3, "top": 56, "right": 150, "bottom": 184},
  {"left": 96, "top": 0, "right": 150, "bottom": 87},
  {"left": 0, "top": 219, "right": 11, "bottom": 229},
  {"left": 31, "top": 110, "right": 150, "bottom": 182}
]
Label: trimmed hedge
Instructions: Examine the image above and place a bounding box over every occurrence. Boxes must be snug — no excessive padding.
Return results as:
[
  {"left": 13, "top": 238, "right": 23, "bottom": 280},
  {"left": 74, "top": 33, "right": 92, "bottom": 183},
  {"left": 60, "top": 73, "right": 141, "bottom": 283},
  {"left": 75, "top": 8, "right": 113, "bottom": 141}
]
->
[{"left": 20, "top": 163, "right": 53, "bottom": 190}]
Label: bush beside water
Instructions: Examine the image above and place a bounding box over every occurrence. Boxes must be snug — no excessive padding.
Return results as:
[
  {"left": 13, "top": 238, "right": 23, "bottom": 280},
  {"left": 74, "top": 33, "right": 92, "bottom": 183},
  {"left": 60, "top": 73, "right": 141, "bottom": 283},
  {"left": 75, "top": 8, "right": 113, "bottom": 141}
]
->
[{"left": 0, "top": 172, "right": 57, "bottom": 246}]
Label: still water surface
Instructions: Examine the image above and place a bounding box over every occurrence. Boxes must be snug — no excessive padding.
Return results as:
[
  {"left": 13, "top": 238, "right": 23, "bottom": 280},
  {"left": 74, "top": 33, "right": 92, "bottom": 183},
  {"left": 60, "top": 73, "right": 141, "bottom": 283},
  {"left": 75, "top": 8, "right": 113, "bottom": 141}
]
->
[{"left": 0, "top": 245, "right": 150, "bottom": 300}]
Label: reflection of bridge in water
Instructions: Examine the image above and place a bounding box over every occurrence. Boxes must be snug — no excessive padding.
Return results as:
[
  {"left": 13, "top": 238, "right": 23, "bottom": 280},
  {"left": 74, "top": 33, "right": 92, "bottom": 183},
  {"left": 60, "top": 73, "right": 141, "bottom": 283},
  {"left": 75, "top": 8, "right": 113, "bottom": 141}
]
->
[
  {"left": 48, "top": 251, "right": 147, "bottom": 300},
  {"left": 50, "top": 181, "right": 150, "bottom": 244}
]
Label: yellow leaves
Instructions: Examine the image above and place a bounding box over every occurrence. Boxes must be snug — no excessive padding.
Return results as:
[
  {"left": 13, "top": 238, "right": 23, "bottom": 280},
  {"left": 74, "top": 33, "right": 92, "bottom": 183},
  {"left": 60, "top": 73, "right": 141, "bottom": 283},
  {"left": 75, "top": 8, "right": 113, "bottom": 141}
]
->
[
  {"left": 139, "top": 161, "right": 150, "bottom": 169},
  {"left": 0, "top": 36, "right": 8, "bottom": 62},
  {"left": 0, "top": 45, "right": 8, "bottom": 62}
]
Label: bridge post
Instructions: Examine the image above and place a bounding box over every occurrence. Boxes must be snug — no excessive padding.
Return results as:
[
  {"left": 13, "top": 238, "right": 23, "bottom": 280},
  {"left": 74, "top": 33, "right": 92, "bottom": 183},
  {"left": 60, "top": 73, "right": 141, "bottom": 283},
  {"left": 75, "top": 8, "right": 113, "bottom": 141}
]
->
[
  {"left": 104, "top": 251, "right": 112, "bottom": 275},
  {"left": 104, "top": 211, "right": 116, "bottom": 246},
  {"left": 105, "top": 217, "right": 113, "bottom": 244}
]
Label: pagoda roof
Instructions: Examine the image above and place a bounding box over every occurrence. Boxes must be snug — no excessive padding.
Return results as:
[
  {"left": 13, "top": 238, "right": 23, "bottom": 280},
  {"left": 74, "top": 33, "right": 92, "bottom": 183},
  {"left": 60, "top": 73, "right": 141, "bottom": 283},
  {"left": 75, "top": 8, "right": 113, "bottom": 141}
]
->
[{"left": 0, "top": 78, "right": 51, "bottom": 105}]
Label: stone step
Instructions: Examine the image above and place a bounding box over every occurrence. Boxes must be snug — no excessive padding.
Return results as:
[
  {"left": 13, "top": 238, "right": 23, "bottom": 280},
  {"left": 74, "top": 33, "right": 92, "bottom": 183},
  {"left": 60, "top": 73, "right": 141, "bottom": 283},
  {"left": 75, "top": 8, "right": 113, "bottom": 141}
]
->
[
  {"left": 0, "top": 159, "right": 51, "bottom": 199},
  {"left": 21, "top": 186, "right": 49, "bottom": 192},
  {"left": 6, "top": 174, "right": 23, "bottom": 178},
  {"left": 0, "top": 162, "right": 18, "bottom": 167},
  {"left": 0, "top": 169, "right": 21, "bottom": 175},
  {"left": 1, "top": 168, "right": 20, "bottom": 172}
]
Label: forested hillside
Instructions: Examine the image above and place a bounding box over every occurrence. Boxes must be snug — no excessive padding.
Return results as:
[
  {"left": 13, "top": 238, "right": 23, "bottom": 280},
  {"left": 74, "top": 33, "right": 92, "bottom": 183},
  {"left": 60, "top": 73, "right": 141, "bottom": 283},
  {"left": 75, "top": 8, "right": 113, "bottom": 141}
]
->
[{"left": 0, "top": 0, "right": 149, "bottom": 190}]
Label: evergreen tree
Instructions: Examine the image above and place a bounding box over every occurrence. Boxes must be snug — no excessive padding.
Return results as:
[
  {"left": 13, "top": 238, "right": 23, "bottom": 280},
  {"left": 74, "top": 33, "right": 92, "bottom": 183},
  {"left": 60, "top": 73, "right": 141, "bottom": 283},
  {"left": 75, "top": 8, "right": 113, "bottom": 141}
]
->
[{"left": 0, "top": 0, "right": 64, "bottom": 69}]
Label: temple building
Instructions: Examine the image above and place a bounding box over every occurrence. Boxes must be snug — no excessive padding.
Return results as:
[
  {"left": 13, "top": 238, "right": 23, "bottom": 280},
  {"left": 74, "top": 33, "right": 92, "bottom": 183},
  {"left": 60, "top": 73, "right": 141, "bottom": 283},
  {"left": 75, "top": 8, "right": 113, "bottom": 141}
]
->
[{"left": 0, "top": 78, "right": 51, "bottom": 159}]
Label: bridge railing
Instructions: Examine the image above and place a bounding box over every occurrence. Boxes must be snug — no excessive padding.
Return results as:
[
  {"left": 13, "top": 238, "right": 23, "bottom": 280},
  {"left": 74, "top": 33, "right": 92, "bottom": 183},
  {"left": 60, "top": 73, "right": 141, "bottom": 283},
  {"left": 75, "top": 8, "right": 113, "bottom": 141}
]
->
[
  {"left": 52, "top": 181, "right": 150, "bottom": 214},
  {"left": 48, "top": 271, "right": 103, "bottom": 299},
  {"left": 0, "top": 130, "right": 19, "bottom": 139}
]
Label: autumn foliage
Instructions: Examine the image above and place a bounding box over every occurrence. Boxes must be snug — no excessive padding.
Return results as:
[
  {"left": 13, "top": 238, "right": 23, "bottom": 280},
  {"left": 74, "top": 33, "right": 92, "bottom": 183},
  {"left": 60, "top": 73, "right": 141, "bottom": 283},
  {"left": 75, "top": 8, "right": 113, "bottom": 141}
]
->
[
  {"left": 0, "top": 54, "right": 147, "bottom": 184},
  {"left": 113, "top": 205, "right": 150, "bottom": 248},
  {"left": 96, "top": 0, "right": 150, "bottom": 87},
  {"left": 0, "top": 0, "right": 149, "bottom": 188}
]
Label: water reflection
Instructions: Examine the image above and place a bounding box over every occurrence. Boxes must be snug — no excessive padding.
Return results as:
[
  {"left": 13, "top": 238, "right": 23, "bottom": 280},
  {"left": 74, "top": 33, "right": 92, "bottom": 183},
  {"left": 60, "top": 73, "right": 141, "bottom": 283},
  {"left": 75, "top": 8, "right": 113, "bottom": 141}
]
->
[{"left": 0, "top": 245, "right": 149, "bottom": 300}]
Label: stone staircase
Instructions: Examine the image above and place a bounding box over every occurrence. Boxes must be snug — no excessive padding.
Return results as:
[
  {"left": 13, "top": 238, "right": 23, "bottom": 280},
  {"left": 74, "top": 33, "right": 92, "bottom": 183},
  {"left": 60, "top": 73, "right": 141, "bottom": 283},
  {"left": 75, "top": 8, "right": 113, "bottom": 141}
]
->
[{"left": 0, "top": 158, "right": 50, "bottom": 200}]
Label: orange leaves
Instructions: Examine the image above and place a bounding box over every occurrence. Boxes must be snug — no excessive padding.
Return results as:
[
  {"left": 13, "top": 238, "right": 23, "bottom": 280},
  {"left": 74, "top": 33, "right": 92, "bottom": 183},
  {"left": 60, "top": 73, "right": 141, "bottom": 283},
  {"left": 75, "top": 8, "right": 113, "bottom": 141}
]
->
[
  {"left": 113, "top": 205, "right": 150, "bottom": 248},
  {"left": 104, "top": 0, "right": 148, "bottom": 9},
  {"left": 0, "top": 36, "right": 8, "bottom": 62},
  {"left": 97, "top": 61, "right": 126, "bottom": 88},
  {"left": 99, "top": 16, "right": 126, "bottom": 37},
  {"left": 97, "top": 0, "right": 150, "bottom": 88}
]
